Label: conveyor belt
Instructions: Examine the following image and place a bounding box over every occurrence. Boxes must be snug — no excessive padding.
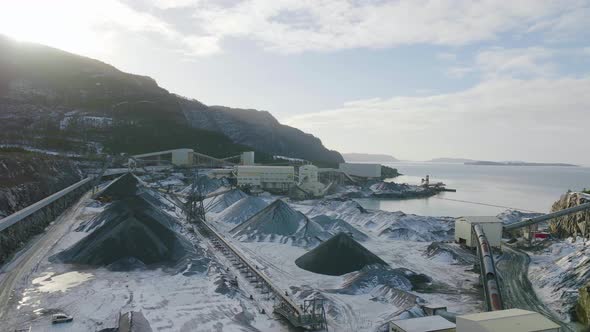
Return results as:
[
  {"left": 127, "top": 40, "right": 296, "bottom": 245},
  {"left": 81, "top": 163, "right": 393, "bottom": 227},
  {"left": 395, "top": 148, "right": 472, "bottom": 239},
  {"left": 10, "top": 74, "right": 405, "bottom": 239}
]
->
[{"left": 193, "top": 215, "right": 305, "bottom": 317}]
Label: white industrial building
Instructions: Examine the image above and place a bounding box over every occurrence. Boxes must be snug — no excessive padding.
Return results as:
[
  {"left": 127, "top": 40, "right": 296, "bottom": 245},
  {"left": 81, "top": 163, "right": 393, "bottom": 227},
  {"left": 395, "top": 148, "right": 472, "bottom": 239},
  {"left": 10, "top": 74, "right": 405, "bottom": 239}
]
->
[
  {"left": 454, "top": 216, "right": 503, "bottom": 248},
  {"left": 298, "top": 164, "right": 325, "bottom": 197},
  {"left": 339, "top": 163, "right": 381, "bottom": 178},
  {"left": 456, "top": 309, "right": 560, "bottom": 331},
  {"left": 389, "top": 316, "right": 456, "bottom": 332},
  {"left": 241, "top": 151, "right": 255, "bottom": 165},
  {"left": 235, "top": 165, "right": 294, "bottom": 192},
  {"left": 299, "top": 164, "right": 319, "bottom": 183}
]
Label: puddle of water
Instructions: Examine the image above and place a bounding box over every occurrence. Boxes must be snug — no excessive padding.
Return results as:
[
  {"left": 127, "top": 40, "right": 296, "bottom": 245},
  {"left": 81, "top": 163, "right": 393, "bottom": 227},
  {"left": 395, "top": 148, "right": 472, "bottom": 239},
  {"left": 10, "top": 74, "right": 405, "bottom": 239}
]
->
[
  {"left": 32, "top": 271, "right": 94, "bottom": 293},
  {"left": 17, "top": 288, "right": 41, "bottom": 310}
]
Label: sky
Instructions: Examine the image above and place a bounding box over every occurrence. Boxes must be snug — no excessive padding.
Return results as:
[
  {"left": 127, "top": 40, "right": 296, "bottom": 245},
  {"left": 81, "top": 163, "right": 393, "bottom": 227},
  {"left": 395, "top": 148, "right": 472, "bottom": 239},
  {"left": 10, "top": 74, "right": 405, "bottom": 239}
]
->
[{"left": 1, "top": 0, "right": 589, "bottom": 164}]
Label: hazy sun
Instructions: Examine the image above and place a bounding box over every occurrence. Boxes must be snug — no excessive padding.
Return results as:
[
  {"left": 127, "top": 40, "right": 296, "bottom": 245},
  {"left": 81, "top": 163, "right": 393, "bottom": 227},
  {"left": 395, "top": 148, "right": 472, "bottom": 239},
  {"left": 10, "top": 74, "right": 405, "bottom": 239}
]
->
[{"left": 0, "top": 0, "right": 115, "bottom": 57}]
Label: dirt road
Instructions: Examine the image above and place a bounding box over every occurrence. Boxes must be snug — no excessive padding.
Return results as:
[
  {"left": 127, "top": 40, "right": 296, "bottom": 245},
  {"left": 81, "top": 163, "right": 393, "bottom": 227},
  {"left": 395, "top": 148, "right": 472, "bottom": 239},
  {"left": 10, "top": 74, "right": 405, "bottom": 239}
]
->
[
  {"left": 495, "top": 245, "right": 578, "bottom": 332},
  {"left": 0, "top": 192, "right": 91, "bottom": 325}
]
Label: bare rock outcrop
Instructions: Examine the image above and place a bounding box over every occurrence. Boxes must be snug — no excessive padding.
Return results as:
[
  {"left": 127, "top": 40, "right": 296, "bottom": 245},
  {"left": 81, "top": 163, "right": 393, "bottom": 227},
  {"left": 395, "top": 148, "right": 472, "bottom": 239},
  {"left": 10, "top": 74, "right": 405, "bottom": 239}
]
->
[
  {"left": 0, "top": 151, "right": 82, "bottom": 218},
  {"left": 549, "top": 192, "right": 590, "bottom": 238}
]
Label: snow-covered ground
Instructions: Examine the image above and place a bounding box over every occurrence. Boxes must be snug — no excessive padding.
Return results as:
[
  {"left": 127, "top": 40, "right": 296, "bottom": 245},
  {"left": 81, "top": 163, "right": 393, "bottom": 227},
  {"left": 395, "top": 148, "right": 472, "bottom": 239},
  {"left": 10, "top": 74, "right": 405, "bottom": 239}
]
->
[
  {"left": 210, "top": 195, "right": 481, "bottom": 331},
  {"left": 496, "top": 209, "right": 544, "bottom": 225},
  {"left": 301, "top": 199, "right": 455, "bottom": 242},
  {"left": 529, "top": 237, "right": 590, "bottom": 321},
  {"left": 4, "top": 172, "right": 484, "bottom": 331},
  {"left": 2, "top": 187, "right": 291, "bottom": 332}
]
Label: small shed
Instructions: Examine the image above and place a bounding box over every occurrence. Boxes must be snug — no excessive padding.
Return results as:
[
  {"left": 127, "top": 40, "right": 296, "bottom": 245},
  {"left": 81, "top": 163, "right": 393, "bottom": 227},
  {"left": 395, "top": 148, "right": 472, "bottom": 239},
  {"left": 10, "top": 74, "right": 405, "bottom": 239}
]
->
[
  {"left": 422, "top": 305, "right": 448, "bottom": 317},
  {"left": 454, "top": 216, "right": 503, "bottom": 249},
  {"left": 390, "top": 316, "right": 456, "bottom": 332},
  {"left": 456, "top": 309, "right": 560, "bottom": 332},
  {"left": 118, "top": 311, "right": 153, "bottom": 332}
]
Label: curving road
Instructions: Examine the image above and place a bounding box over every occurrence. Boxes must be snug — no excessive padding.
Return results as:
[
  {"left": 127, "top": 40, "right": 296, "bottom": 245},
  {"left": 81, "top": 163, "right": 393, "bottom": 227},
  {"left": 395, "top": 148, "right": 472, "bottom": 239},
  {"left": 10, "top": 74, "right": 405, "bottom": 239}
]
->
[
  {"left": 495, "top": 245, "right": 578, "bottom": 332},
  {"left": 0, "top": 192, "right": 91, "bottom": 326}
]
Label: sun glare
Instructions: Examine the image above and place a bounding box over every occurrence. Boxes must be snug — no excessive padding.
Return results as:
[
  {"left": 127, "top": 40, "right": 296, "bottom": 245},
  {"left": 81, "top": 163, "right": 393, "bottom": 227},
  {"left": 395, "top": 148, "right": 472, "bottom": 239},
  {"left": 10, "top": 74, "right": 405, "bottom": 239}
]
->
[{"left": 0, "top": 0, "right": 104, "bottom": 56}]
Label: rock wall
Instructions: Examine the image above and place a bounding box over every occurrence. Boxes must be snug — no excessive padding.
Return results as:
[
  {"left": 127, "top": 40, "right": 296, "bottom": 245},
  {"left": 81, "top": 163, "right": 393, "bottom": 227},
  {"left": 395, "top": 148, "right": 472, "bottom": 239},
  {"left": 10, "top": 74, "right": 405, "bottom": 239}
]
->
[
  {"left": 0, "top": 152, "right": 84, "bottom": 264},
  {"left": 576, "top": 284, "right": 590, "bottom": 326},
  {"left": 0, "top": 185, "right": 88, "bottom": 264},
  {"left": 549, "top": 192, "right": 590, "bottom": 238},
  {"left": 0, "top": 152, "right": 82, "bottom": 217}
]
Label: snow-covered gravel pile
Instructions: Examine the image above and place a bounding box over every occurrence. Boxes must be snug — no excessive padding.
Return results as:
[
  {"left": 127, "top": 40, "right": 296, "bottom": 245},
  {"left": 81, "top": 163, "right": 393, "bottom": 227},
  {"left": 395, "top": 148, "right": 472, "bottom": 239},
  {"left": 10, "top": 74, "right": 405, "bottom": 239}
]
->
[
  {"left": 529, "top": 237, "right": 590, "bottom": 321},
  {"left": 305, "top": 200, "right": 454, "bottom": 242},
  {"left": 203, "top": 188, "right": 248, "bottom": 213},
  {"left": 496, "top": 209, "right": 543, "bottom": 225}
]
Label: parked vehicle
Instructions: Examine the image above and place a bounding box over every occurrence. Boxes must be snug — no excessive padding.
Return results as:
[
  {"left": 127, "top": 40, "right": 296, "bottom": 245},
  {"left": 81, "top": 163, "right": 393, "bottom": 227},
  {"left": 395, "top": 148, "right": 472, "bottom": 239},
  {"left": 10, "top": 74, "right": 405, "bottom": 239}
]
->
[{"left": 51, "top": 313, "right": 73, "bottom": 324}]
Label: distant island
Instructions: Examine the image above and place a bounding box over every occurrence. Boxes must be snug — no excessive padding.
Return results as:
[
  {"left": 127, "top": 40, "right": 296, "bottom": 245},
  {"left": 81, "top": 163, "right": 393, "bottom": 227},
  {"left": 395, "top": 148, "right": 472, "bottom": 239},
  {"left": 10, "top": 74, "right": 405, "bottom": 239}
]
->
[
  {"left": 428, "top": 157, "right": 577, "bottom": 167},
  {"left": 428, "top": 158, "right": 475, "bottom": 163},
  {"left": 465, "top": 161, "right": 578, "bottom": 167},
  {"left": 343, "top": 153, "right": 398, "bottom": 162}
]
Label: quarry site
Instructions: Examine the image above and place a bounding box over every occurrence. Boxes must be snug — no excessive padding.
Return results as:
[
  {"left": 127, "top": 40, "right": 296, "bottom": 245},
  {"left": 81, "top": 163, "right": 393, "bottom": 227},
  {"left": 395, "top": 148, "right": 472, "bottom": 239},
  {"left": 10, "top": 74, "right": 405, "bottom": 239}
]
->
[{"left": 1, "top": 149, "right": 589, "bottom": 332}]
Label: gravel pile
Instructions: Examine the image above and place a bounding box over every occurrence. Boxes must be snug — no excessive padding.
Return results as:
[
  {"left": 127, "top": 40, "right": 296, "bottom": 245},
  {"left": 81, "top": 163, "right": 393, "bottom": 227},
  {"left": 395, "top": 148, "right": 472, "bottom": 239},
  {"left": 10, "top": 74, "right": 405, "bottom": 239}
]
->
[
  {"left": 215, "top": 196, "right": 269, "bottom": 225},
  {"left": 230, "top": 199, "right": 329, "bottom": 245},
  {"left": 295, "top": 232, "right": 387, "bottom": 276},
  {"left": 204, "top": 189, "right": 247, "bottom": 213}
]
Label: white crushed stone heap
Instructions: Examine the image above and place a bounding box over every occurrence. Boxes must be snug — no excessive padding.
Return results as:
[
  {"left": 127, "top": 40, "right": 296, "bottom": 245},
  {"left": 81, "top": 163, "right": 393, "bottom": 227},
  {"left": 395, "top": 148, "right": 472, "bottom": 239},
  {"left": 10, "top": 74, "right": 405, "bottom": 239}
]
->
[
  {"left": 306, "top": 199, "right": 454, "bottom": 242},
  {"left": 215, "top": 196, "right": 269, "bottom": 225},
  {"left": 530, "top": 238, "right": 590, "bottom": 320},
  {"left": 203, "top": 188, "right": 248, "bottom": 213},
  {"left": 230, "top": 199, "right": 330, "bottom": 245}
]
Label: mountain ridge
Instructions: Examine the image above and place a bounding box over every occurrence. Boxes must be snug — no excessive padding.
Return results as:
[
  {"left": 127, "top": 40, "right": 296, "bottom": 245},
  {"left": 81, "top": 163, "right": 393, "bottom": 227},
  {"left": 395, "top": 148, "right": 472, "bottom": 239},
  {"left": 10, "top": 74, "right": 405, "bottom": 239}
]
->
[
  {"left": 0, "top": 35, "right": 343, "bottom": 166},
  {"left": 343, "top": 153, "right": 398, "bottom": 162}
]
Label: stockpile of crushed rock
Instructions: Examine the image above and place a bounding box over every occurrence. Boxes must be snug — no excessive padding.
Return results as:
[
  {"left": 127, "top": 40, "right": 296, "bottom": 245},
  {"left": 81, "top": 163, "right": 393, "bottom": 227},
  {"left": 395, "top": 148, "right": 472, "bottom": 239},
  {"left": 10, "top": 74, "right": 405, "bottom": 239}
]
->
[
  {"left": 307, "top": 199, "right": 454, "bottom": 242},
  {"left": 230, "top": 199, "right": 329, "bottom": 245},
  {"left": 177, "top": 176, "right": 230, "bottom": 196},
  {"left": 497, "top": 209, "right": 543, "bottom": 225},
  {"left": 311, "top": 215, "right": 369, "bottom": 241},
  {"left": 98, "top": 173, "right": 141, "bottom": 200},
  {"left": 215, "top": 196, "right": 269, "bottom": 225},
  {"left": 425, "top": 242, "right": 475, "bottom": 265},
  {"left": 295, "top": 232, "right": 387, "bottom": 276},
  {"left": 334, "top": 264, "right": 430, "bottom": 295},
  {"left": 53, "top": 175, "right": 203, "bottom": 271},
  {"left": 204, "top": 189, "right": 248, "bottom": 213},
  {"left": 529, "top": 240, "right": 590, "bottom": 322}
]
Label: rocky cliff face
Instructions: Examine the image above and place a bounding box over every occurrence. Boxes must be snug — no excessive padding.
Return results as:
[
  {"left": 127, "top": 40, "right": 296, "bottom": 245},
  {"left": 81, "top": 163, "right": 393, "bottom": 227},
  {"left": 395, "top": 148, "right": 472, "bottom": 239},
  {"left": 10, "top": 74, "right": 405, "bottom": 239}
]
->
[
  {"left": 0, "top": 36, "right": 343, "bottom": 165},
  {"left": 547, "top": 191, "right": 590, "bottom": 325},
  {"left": 549, "top": 192, "right": 590, "bottom": 238},
  {"left": 0, "top": 152, "right": 82, "bottom": 218},
  {"left": 180, "top": 100, "right": 343, "bottom": 165}
]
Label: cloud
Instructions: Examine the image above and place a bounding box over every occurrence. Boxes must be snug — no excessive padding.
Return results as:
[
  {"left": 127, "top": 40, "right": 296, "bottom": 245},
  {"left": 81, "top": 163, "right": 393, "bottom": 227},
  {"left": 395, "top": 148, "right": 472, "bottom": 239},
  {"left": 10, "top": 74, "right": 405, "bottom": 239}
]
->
[
  {"left": 285, "top": 77, "right": 590, "bottom": 163},
  {"left": 527, "top": 4, "right": 590, "bottom": 41},
  {"left": 444, "top": 46, "right": 583, "bottom": 79},
  {"left": 436, "top": 52, "right": 457, "bottom": 61},
  {"left": 180, "top": 0, "right": 587, "bottom": 55},
  {"left": 446, "top": 66, "right": 475, "bottom": 78},
  {"left": 2, "top": 0, "right": 588, "bottom": 57},
  {"left": 475, "top": 47, "right": 557, "bottom": 78}
]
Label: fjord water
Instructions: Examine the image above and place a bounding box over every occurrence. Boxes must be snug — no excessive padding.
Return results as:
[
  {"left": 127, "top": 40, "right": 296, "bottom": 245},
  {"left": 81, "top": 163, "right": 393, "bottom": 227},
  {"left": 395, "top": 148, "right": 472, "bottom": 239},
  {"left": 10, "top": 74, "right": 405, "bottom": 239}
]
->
[{"left": 354, "top": 162, "right": 590, "bottom": 217}]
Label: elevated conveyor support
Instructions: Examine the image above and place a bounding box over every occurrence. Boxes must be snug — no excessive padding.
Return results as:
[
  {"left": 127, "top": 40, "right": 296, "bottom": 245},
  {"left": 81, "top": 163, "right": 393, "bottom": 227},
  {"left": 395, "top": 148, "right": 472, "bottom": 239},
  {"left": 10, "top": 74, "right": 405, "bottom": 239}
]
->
[
  {"left": 191, "top": 216, "right": 326, "bottom": 330},
  {"left": 504, "top": 202, "right": 590, "bottom": 231},
  {"left": 159, "top": 182, "right": 327, "bottom": 330}
]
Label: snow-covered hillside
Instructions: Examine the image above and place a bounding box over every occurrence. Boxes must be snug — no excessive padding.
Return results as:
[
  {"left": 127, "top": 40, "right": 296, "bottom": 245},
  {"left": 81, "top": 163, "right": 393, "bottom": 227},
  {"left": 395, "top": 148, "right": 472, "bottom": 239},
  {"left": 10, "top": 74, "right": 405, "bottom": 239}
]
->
[{"left": 529, "top": 238, "right": 590, "bottom": 321}]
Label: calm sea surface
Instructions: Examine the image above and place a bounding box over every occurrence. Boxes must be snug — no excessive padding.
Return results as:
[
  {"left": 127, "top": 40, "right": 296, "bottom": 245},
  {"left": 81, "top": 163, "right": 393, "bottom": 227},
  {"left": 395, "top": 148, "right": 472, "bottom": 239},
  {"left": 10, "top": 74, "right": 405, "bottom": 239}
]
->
[{"left": 354, "top": 162, "right": 590, "bottom": 217}]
